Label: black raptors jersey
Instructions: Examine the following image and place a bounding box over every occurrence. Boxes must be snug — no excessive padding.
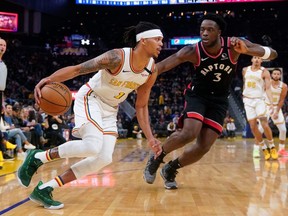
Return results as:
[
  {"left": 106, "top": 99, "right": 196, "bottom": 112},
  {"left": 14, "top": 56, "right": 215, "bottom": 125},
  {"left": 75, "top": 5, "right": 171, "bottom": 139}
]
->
[{"left": 190, "top": 37, "right": 237, "bottom": 97}]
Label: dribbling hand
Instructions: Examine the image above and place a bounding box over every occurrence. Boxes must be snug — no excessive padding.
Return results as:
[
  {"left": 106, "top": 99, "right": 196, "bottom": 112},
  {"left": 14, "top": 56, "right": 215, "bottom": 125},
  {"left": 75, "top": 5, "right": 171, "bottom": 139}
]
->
[{"left": 34, "top": 77, "right": 52, "bottom": 104}]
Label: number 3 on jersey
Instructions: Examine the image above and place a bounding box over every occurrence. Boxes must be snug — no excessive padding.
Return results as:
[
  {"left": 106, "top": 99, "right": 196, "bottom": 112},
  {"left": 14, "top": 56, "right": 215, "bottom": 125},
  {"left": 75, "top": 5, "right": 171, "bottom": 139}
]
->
[{"left": 114, "top": 92, "right": 125, "bottom": 99}]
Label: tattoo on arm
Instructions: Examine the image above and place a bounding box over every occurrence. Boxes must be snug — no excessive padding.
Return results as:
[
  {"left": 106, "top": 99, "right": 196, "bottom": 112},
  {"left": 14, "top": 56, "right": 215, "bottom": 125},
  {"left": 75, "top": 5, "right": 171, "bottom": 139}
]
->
[{"left": 79, "top": 50, "right": 122, "bottom": 74}]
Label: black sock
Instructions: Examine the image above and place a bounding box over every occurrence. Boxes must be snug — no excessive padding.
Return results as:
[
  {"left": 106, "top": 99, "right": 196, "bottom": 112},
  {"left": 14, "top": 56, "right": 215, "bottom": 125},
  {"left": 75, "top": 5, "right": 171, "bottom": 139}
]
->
[
  {"left": 170, "top": 158, "right": 182, "bottom": 170},
  {"left": 156, "top": 147, "right": 167, "bottom": 162}
]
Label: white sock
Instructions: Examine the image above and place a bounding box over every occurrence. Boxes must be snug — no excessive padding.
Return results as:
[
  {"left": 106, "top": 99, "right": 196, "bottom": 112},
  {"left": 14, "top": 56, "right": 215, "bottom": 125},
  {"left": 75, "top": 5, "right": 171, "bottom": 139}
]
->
[
  {"left": 35, "top": 150, "right": 53, "bottom": 163},
  {"left": 39, "top": 177, "right": 63, "bottom": 189},
  {"left": 258, "top": 141, "right": 268, "bottom": 150},
  {"left": 279, "top": 144, "right": 285, "bottom": 150},
  {"left": 267, "top": 140, "right": 275, "bottom": 149}
]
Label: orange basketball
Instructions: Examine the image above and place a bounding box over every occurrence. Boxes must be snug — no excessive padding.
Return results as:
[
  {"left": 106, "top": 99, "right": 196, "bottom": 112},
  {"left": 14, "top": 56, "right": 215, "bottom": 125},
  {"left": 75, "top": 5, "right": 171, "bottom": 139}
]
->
[{"left": 39, "top": 82, "right": 72, "bottom": 116}]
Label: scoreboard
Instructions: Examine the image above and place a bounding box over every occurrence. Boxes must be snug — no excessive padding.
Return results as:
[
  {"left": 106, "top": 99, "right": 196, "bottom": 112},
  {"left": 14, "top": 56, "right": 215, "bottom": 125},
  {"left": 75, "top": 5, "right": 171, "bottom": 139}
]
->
[{"left": 75, "top": 0, "right": 284, "bottom": 6}]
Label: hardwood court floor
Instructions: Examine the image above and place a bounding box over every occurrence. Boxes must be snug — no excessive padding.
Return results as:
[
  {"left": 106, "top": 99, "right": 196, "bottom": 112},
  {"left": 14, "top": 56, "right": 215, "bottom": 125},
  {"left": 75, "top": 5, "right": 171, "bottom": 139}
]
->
[{"left": 0, "top": 137, "right": 288, "bottom": 216}]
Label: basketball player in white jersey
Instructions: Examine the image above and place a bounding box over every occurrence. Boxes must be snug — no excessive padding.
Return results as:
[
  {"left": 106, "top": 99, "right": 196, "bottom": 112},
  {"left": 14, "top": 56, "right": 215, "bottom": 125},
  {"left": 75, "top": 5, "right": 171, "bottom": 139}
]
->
[
  {"left": 17, "top": 21, "right": 163, "bottom": 209},
  {"left": 242, "top": 56, "right": 278, "bottom": 160},
  {"left": 260, "top": 68, "right": 288, "bottom": 157}
]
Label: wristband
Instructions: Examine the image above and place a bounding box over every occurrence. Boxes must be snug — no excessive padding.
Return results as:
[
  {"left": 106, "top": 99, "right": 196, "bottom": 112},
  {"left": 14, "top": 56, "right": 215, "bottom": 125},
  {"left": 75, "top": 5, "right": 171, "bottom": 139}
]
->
[{"left": 261, "top": 46, "right": 271, "bottom": 59}]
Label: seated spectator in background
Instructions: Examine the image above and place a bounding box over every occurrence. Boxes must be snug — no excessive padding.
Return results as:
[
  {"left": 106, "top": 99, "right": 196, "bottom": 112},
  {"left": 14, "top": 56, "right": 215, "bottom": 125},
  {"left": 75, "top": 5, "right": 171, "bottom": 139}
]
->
[
  {"left": 167, "top": 121, "right": 176, "bottom": 138},
  {"left": 172, "top": 112, "right": 179, "bottom": 125},
  {"left": 219, "top": 122, "right": 228, "bottom": 139},
  {"left": 43, "top": 115, "right": 66, "bottom": 147},
  {"left": 0, "top": 130, "right": 15, "bottom": 161},
  {"left": 132, "top": 125, "right": 143, "bottom": 139},
  {"left": 4, "top": 104, "right": 36, "bottom": 150},
  {"left": 227, "top": 118, "right": 236, "bottom": 138},
  {"left": 117, "top": 118, "right": 128, "bottom": 138},
  {"left": 11, "top": 105, "right": 30, "bottom": 133},
  {"left": 25, "top": 108, "right": 48, "bottom": 145},
  {"left": 1, "top": 110, "right": 35, "bottom": 158}
]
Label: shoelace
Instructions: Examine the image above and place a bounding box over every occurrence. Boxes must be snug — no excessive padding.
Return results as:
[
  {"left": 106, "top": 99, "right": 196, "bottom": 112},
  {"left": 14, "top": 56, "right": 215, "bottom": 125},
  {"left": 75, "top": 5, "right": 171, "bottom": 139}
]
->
[
  {"left": 166, "top": 166, "right": 178, "bottom": 182},
  {"left": 42, "top": 187, "right": 54, "bottom": 200}
]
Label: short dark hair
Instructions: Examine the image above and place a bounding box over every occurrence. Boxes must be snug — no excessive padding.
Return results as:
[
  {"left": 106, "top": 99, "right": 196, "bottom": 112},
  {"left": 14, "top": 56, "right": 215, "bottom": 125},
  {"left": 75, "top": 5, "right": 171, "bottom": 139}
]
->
[
  {"left": 12, "top": 105, "right": 20, "bottom": 112},
  {"left": 272, "top": 68, "right": 282, "bottom": 73},
  {"left": 200, "top": 13, "right": 227, "bottom": 33},
  {"left": 123, "top": 21, "right": 161, "bottom": 47}
]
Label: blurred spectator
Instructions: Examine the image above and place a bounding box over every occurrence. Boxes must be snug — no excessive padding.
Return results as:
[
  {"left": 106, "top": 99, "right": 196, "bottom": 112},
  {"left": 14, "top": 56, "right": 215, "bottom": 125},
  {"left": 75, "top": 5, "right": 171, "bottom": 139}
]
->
[
  {"left": 227, "top": 118, "right": 236, "bottom": 138},
  {"left": 1, "top": 106, "right": 35, "bottom": 158},
  {"left": 132, "top": 125, "right": 143, "bottom": 139},
  {"left": 167, "top": 121, "right": 176, "bottom": 138},
  {"left": 43, "top": 115, "right": 66, "bottom": 147},
  {"left": 117, "top": 118, "right": 128, "bottom": 138}
]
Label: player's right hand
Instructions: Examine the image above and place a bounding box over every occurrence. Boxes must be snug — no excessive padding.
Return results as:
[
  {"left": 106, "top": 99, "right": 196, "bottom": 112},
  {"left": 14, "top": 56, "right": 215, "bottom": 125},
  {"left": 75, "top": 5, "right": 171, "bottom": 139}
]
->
[
  {"left": 34, "top": 77, "right": 52, "bottom": 104},
  {"left": 268, "top": 104, "right": 274, "bottom": 116}
]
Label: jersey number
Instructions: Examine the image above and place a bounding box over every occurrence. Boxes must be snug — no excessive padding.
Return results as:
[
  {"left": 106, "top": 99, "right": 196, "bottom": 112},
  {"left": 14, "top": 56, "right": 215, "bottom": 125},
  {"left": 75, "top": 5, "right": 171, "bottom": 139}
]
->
[
  {"left": 213, "top": 73, "right": 222, "bottom": 82},
  {"left": 247, "top": 81, "right": 256, "bottom": 88},
  {"left": 114, "top": 92, "right": 125, "bottom": 99}
]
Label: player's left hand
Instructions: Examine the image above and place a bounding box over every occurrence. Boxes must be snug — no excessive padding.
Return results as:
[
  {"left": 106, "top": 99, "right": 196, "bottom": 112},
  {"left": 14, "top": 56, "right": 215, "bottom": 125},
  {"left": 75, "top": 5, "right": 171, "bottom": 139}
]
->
[{"left": 230, "top": 37, "right": 248, "bottom": 54}]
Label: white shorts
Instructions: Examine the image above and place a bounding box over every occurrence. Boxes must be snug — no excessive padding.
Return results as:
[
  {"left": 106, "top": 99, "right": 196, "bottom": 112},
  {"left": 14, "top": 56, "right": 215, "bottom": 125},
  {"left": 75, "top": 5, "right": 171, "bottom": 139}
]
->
[
  {"left": 269, "top": 105, "right": 285, "bottom": 125},
  {"left": 243, "top": 97, "right": 268, "bottom": 121},
  {"left": 72, "top": 84, "right": 118, "bottom": 138}
]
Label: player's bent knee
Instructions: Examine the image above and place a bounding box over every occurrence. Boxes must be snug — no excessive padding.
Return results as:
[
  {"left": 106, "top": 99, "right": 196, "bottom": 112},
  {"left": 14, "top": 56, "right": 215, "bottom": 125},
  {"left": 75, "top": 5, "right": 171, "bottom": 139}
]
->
[{"left": 81, "top": 136, "right": 103, "bottom": 156}]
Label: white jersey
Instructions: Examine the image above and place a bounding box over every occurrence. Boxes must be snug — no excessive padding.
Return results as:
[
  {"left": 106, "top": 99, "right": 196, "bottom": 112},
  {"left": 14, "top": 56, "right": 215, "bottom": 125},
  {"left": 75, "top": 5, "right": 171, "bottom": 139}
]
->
[
  {"left": 242, "top": 66, "right": 265, "bottom": 99},
  {"left": 264, "top": 81, "right": 283, "bottom": 105},
  {"left": 87, "top": 48, "right": 154, "bottom": 107}
]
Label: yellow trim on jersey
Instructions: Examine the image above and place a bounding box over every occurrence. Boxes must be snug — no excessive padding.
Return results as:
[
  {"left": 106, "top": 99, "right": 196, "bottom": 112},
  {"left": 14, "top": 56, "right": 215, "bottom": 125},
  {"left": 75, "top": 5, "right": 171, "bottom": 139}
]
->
[
  {"left": 129, "top": 48, "right": 149, "bottom": 74},
  {"left": 110, "top": 49, "right": 125, "bottom": 76}
]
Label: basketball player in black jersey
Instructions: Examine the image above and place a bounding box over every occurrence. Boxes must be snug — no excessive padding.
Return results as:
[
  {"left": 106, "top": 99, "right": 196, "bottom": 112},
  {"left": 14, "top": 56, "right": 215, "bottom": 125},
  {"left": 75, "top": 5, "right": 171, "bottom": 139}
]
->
[{"left": 144, "top": 13, "right": 278, "bottom": 189}]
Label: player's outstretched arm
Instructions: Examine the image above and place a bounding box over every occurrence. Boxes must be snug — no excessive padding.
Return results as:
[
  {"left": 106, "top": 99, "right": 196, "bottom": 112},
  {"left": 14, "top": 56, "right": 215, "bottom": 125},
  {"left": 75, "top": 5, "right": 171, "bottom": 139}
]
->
[{"left": 230, "top": 37, "right": 277, "bottom": 60}]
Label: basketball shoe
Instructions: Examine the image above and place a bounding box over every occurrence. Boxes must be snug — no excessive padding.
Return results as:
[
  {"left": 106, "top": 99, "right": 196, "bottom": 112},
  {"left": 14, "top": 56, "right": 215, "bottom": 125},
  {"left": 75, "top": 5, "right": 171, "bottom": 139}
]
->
[
  {"left": 143, "top": 154, "right": 163, "bottom": 184},
  {"left": 17, "top": 149, "right": 44, "bottom": 187},
  {"left": 270, "top": 147, "right": 278, "bottom": 160},
  {"left": 263, "top": 148, "right": 271, "bottom": 160},
  {"left": 160, "top": 161, "right": 178, "bottom": 190},
  {"left": 278, "top": 149, "right": 288, "bottom": 157},
  {"left": 29, "top": 181, "right": 64, "bottom": 209}
]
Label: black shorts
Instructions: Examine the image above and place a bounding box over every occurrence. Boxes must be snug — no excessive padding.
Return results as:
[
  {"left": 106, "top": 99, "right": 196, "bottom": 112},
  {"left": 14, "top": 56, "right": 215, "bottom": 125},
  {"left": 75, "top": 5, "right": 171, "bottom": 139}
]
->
[{"left": 178, "top": 89, "right": 229, "bottom": 134}]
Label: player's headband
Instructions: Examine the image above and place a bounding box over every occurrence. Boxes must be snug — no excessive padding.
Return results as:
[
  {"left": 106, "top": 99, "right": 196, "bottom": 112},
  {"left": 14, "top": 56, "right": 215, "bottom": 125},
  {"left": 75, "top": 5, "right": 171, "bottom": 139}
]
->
[{"left": 136, "top": 29, "right": 163, "bottom": 42}]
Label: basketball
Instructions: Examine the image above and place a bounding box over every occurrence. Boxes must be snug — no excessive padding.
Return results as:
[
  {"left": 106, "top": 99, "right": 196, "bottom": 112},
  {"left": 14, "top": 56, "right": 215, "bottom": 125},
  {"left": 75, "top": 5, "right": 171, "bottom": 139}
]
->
[{"left": 39, "top": 82, "right": 72, "bottom": 116}]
